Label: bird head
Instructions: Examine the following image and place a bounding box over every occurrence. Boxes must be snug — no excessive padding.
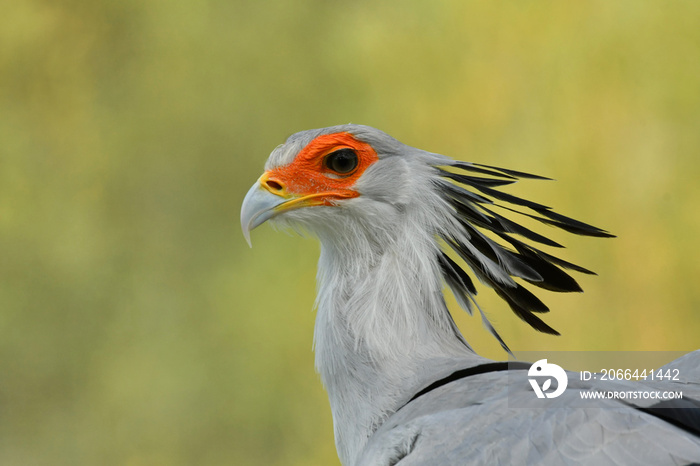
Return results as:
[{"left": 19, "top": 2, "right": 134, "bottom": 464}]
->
[{"left": 241, "top": 125, "right": 437, "bottom": 249}]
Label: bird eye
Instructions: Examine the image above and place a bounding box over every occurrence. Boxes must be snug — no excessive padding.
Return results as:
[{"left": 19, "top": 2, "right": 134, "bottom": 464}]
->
[{"left": 324, "top": 149, "right": 358, "bottom": 175}]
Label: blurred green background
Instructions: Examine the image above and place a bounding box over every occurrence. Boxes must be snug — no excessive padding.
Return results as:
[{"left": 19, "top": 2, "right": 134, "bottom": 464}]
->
[{"left": 1, "top": 1, "right": 699, "bottom": 465}]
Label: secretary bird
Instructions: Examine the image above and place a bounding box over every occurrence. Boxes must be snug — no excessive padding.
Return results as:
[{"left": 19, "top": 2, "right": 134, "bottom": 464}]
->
[{"left": 240, "top": 125, "right": 700, "bottom": 465}]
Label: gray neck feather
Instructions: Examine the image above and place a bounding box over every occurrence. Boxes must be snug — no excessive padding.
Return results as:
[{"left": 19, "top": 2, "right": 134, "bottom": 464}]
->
[{"left": 311, "top": 202, "right": 479, "bottom": 465}]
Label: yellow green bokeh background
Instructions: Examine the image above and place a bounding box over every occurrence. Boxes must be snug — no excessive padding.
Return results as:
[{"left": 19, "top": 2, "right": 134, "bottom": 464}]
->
[{"left": 1, "top": 1, "right": 699, "bottom": 465}]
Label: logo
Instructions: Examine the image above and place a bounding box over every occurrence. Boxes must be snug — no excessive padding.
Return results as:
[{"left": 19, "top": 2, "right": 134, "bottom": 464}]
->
[{"left": 528, "top": 359, "right": 568, "bottom": 398}]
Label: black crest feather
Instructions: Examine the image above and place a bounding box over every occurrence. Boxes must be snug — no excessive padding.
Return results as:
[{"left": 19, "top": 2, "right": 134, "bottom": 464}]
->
[{"left": 435, "top": 162, "right": 614, "bottom": 352}]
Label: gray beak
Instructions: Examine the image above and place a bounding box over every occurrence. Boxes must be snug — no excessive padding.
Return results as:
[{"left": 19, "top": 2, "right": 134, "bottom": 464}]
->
[{"left": 240, "top": 180, "right": 288, "bottom": 247}]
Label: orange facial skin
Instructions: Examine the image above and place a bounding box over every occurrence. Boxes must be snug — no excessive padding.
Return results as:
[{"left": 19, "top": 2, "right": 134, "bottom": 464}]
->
[{"left": 260, "top": 132, "right": 379, "bottom": 208}]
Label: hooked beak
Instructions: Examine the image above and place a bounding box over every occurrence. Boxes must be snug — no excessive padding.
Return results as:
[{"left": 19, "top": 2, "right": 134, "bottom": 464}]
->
[
  {"left": 240, "top": 180, "right": 288, "bottom": 247},
  {"left": 241, "top": 174, "right": 350, "bottom": 247}
]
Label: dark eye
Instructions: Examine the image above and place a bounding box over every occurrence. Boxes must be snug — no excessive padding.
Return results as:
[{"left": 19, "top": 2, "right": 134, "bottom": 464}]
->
[{"left": 324, "top": 149, "right": 358, "bottom": 174}]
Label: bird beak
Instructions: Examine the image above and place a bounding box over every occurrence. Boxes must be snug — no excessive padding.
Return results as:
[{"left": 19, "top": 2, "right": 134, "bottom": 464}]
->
[
  {"left": 240, "top": 179, "right": 289, "bottom": 247},
  {"left": 242, "top": 172, "right": 355, "bottom": 247}
]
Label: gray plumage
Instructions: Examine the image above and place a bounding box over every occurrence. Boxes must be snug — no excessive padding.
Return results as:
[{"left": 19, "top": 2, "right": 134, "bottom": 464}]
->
[
  {"left": 241, "top": 124, "right": 700, "bottom": 465},
  {"left": 359, "top": 352, "right": 700, "bottom": 465}
]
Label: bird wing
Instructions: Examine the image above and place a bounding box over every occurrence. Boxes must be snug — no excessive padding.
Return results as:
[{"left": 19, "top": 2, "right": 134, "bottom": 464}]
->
[{"left": 358, "top": 352, "right": 700, "bottom": 466}]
